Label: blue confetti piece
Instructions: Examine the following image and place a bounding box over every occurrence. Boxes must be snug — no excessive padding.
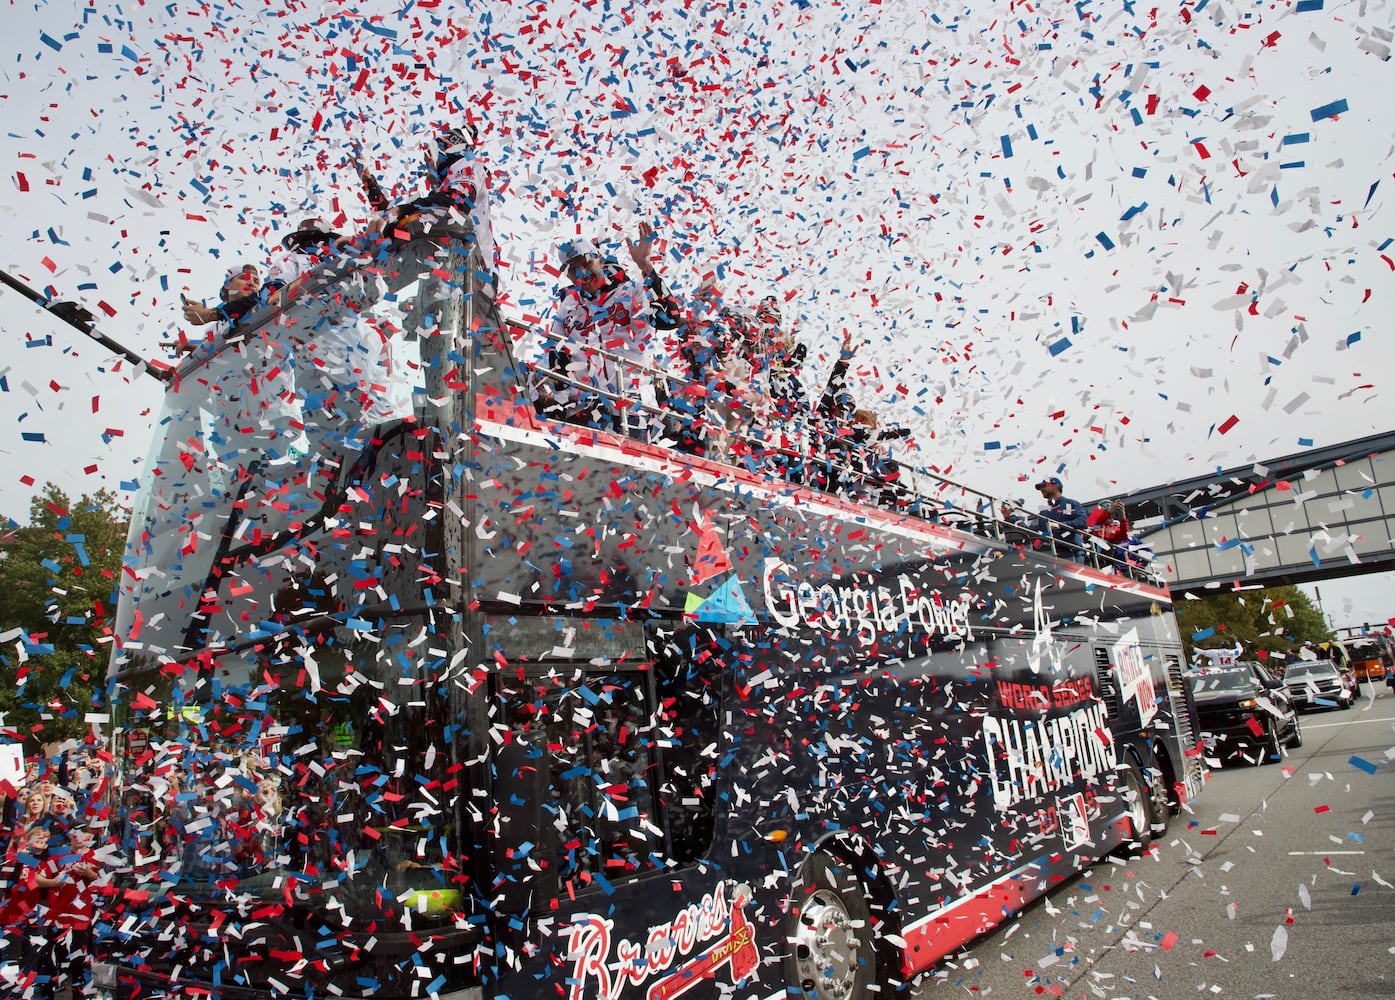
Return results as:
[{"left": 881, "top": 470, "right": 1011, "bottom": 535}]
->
[
  {"left": 1095, "top": 232, "right": 1115, "bottom": 250},
  {"left": 1348, "top": 755, "right": 1377, "bottom": 775},
  {"left": 852, "top": 146, "right": 871, "bottom": 161},
  {"left": 1298, "top": 437, "right": 1314, "bottom": 447},
  {"left": 1048, "top": 337, "right": 1072, "bottom": 357},
  {"left": 121, "top": 45, "right": 139, "bottom": 62},
  {"left": 1192, "top": 626, "right": 1216, "bottom": 641},
  {"left": 1310, "top": 98, "right": 1349, "bottom": 121},
  {"left": 984, "top": 441, "right": 1001, "bottom": 450},
  {"left": 39, "top": 32, "right": 62, "bottom": 51},
  {"left": 1283, "top": 132, "right": 1310, "bottom": 145},
  {"left": 1001, "top": 135, "right": 1013, "bottom": 158},
  {"left": 1296, "top": 0, "right": 1324, "bottom": 10},
  {"left": 361, "top": 21, "right": 399, "bottom": 40},
  {"left": 1346, "top": 331, "right": 1361, "bottom": 346}
]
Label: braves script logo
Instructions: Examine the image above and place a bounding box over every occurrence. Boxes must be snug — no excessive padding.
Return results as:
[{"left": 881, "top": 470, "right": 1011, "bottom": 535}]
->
[{"left": 561, "top": 882, "right": 758, "bottom": 1000}]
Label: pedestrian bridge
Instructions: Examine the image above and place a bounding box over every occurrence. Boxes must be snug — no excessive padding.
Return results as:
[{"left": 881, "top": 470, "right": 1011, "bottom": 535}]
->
[{"left": 1098, "top": 431, "right": 1395, "bottom": 595}]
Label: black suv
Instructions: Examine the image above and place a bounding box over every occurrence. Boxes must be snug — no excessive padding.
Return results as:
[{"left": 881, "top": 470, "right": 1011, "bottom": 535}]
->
[
  {"left": 1190, "top": 662, "right": 1301, "bottom": 765},
  {"left": 1283, "top": 660, "right": 1356, "bottom": 711}
]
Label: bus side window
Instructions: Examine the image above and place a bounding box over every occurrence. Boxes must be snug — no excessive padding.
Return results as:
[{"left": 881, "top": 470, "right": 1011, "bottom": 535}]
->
[
  {"left": 648, "top": 626, "right": 723, "bottom": 864},
  {"left": 500, "top": 668, "right": 664, "bottom": 888}
]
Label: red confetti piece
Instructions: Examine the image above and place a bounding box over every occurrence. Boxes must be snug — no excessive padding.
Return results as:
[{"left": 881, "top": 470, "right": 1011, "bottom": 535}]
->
[
  {"left": 1160, "top": 931, "right": 1179, "bottom": 951},
  {"left": 1217, "top": 414, "right": 1239, "bottom": 434}
]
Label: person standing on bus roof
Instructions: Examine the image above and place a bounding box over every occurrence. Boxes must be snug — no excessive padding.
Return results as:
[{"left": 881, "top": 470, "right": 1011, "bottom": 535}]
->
[
  {"left": 172, "top": 265, "right": 305, "bottom": 465},
  {"left": 374, "top": 122, "right": 496, "bottom": 273},
  {"left": 544, "top": 226, "right": 658, "bottom": 438},
  {"left": 175, "top": 263, "right": 265, "bottom": 340},
  {"left": 265, "top": 217, "right": 353, "bottom": 298},
  {"left": 1034, "top": 476, "right": 1088, "bottom": 549}
]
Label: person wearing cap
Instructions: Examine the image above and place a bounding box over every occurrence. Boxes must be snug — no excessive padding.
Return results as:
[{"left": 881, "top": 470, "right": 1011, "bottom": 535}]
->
[
  {"left": 1086, "top": 499, "right": 1131, "bottom": 545},
  {"left": 176, "top": 263, "right": 264, "bottom": 334},
  {"left": 265, "top": 216, "right": 403, "bottom": 434},
  {"left": 376, "top": 122, "right": 495, "bottom": 271},
  {"left": 168, "top": 264, "right": 304, "bottom": 470},
  {"left": 265, "top": 217, "right": 352, "bottom": 296},
  {"left": 1034, "top": 476, "right": 1088, "bottom": 551},
  {"left": 542, "top": 224, "right": 658, "bottom": 438}
]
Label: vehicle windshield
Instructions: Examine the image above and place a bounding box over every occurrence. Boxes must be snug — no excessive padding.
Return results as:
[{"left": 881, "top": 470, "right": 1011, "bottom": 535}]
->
[
  {"left": 112, "top": 239, "right": 467, "bottom": 666},
  {"left": 1283, "top": 663, "right": 1336, "bottom": 679},
  {"left": 105, "top": 235, "right": 488, "bottom": 920},
  {"left": 1190, "top": 668, "right": 1256, "bottom": 693}
]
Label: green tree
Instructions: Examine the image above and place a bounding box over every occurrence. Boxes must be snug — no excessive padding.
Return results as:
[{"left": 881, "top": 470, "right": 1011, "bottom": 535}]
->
[
  {"left": 1176, "top": 585, "right": 1334, "bottom": 665},
  {"left": 0, "top": 485, "right": 129, "bottom": 746}
]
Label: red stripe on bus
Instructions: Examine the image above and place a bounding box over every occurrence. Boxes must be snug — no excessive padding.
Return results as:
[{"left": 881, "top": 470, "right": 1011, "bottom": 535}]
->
[{"left": 478, "top": 407, "right": 1173, "bottom": 602}]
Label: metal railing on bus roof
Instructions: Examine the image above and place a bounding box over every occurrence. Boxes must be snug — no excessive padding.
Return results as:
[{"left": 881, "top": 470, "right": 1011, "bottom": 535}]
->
[
  {"left": 157, "top": 220, "right": 1161, "bottom": 588},
  {"left": 525, "top": 333, "right": 1163, "bottom": 586}
]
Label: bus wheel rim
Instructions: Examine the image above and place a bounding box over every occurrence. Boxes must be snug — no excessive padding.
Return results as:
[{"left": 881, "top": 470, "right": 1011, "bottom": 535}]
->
[
  {"left": 1125, "top": 769, "right": 1148, "bottom": 836},
  {"left": 793, "top": 890, "right": 861, "bottom": 1000}
]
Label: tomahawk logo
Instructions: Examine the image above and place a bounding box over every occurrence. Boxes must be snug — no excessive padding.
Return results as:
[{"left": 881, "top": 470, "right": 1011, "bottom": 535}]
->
[
  {"left": 561, "top": 883, "right": 759, "bottom": 1000},
  {"left": 1026, "top": 578, "right": 1063, "bottom": 676}
]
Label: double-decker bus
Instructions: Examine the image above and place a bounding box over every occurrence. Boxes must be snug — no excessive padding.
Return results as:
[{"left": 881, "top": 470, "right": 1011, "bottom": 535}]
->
[{"left": 93, "top": 219, "right": 1202, "bottom": 1000}]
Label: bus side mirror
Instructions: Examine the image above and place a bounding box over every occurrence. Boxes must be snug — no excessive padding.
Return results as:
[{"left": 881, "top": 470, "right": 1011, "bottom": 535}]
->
[{"left": 490, "top": 738, "right": 559, "bottom": 919}]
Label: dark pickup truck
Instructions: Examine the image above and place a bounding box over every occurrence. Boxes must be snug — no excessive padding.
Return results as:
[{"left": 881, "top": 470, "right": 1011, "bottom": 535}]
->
[{"left": 1190, "top": 662, "right": 1302, "bottom": 765}]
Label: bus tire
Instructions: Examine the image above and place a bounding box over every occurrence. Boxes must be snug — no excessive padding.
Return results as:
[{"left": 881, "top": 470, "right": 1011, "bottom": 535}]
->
[
  {"left": 1119, "top": 763, "right": 1154, "bottom": 854},
  {"left": 787, "top": 853, "right": 881, "bottom": 1000},
  {"left": 1143, "top": 753, "right": 1171, "bottom": 836}
]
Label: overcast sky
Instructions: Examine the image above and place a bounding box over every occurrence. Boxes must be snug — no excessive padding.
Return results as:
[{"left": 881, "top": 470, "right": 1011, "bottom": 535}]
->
[{"left": 1, "top": 0, "right": 1391, "bottom": 621}]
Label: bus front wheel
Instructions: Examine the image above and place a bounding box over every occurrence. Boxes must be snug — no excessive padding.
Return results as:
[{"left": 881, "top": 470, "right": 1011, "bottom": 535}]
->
[{"left": 787, "top": 853, "right": 880, "bottom": 1000}]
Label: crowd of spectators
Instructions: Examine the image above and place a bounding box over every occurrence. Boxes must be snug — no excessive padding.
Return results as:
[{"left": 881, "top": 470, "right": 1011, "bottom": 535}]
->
[{"left": 0, "top": 743, "right": 110, "bottom": 998}]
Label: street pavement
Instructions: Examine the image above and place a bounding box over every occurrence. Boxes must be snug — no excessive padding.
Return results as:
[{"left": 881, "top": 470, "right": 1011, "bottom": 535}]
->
[{"left": 914, "top": 681, "right": 1395, "bottom": 999}]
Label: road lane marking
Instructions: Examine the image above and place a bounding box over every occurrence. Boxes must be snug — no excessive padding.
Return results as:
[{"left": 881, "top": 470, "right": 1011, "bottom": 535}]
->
[
  {"left": 1301, "top": 715, "right": 1395, "bottom": 730},
  {"left": 1286, "top": 851, "right": 1365, "bottom": 856}
]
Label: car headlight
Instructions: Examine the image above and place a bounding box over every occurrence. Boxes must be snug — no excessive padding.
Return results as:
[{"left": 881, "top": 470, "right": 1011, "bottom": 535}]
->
[{"left": 1236, "top": 698, "right": 1258, "bottom": 709}]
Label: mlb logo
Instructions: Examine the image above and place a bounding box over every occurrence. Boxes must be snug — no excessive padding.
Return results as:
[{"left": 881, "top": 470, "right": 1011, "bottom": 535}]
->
[{"left": 1060, "top": 793, "right": 1091, "bottom": 851}]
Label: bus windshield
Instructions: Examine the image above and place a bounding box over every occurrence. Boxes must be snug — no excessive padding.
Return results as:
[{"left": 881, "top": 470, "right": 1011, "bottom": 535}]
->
[
  {"left": 106, "top": 237, "right": 485, "bottom": 923},
  {"left": 113, "top": 241, "right": 468, "bottom": 667}
]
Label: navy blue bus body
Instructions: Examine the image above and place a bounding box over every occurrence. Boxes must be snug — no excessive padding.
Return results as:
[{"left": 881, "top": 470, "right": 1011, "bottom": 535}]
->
[{"left": 95, "top": 229, "right": 1200, "bottom": 1000}]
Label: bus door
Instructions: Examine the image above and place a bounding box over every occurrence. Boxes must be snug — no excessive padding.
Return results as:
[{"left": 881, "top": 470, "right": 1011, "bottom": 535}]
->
[{"left": 484, "top": 615, "right": 743, "bottom": 1000}]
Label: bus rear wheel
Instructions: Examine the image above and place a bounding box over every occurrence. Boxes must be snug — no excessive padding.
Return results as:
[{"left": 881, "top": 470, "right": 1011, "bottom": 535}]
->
[
  {"left": 787, "top": 853, "right": 879, "bottom": 1000},
  {"left": 1120, "top": 763, "right": 1155, "bottom": 854}
]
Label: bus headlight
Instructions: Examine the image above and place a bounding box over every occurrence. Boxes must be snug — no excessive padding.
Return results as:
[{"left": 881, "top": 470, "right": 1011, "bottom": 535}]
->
[{"left": 91, "top": 960, "right": 120, "bottom": 996}]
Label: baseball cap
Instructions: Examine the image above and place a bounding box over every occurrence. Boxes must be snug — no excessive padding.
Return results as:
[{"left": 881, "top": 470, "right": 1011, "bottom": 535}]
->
[
  {"left": 557, "top": 237, "right": 600, "bottom": 267},
  {"left": 1035, "top": 476, "right": 1063, "bottom": 490}
]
